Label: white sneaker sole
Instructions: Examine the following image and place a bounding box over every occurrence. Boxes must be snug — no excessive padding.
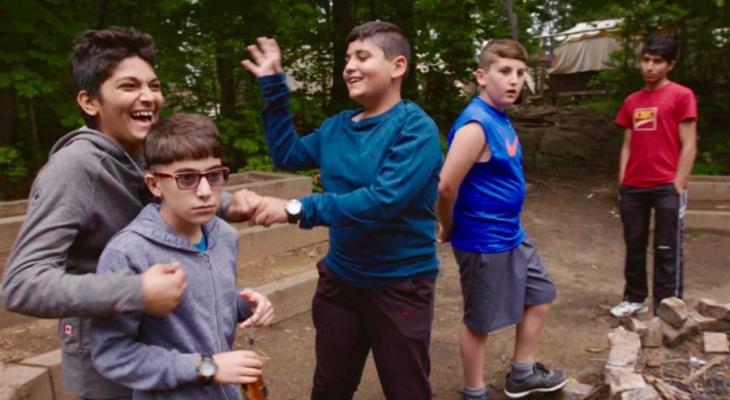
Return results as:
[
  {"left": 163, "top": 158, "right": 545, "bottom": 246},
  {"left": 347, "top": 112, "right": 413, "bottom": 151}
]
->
[
  {"left": 610, "top": 305, "right": 649, "bottom": 318},
  {"left": 504, "top": 379, "right": 567, "bottom": 399}
]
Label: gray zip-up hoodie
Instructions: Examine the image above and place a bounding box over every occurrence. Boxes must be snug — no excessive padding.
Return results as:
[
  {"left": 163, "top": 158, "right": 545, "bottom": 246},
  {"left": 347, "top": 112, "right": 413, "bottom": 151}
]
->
[
  {"left": 2, "top": 127, "right": 151, "bottom": 398},
  {"left": 91, "top": 204, "right": 251, "bottom": 400},
  {"left": 1, "top": 127, "right": 234, "bottom": 398}
]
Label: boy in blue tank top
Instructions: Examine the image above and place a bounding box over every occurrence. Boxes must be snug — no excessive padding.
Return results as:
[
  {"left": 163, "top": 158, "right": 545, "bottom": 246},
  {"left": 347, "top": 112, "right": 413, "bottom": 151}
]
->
[
  {"left": 241, "top": 21, "right": 442, "bottom": 400},
  {"left": 437, "top": 39, "right": 566, "bottom": 400}
]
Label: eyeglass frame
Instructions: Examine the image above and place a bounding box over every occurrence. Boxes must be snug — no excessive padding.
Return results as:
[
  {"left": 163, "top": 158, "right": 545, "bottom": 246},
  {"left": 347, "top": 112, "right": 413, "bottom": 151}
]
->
[{"left": 151, "top": 166, "right": 231, "bottom": 191}]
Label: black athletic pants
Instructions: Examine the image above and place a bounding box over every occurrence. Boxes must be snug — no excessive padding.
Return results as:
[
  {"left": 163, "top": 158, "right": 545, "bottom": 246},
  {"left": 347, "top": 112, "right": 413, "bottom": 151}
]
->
[{"left": 619, "top": 184, "right": 686, "bottom": 309}]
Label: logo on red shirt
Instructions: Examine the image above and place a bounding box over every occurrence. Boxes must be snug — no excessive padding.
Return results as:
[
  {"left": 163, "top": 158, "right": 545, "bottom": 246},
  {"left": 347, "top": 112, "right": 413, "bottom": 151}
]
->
[{"left": 633, "top": 107, "right": 657, "bottom": 131}]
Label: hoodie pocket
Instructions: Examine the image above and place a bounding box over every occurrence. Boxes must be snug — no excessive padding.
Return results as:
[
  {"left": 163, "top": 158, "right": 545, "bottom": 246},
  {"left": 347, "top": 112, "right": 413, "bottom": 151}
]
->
[{"left": 59, "top": 317, "right": 90, "bottom": 353}]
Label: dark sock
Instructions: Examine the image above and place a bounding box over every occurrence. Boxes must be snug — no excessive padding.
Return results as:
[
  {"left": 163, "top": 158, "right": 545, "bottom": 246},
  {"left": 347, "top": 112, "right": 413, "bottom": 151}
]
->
[{"left": 510, "top": 360, "right": 534, "bottom": 380}]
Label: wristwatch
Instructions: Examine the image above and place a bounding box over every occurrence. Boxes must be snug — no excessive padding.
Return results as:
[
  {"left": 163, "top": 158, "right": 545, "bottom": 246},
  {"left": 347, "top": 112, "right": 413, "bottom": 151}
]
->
[
  {"left": 196, "top": 355, "right": 217, "bottom": 385},
  {"left": 285, "top": 199, "right": 302, "bottom": 224}
]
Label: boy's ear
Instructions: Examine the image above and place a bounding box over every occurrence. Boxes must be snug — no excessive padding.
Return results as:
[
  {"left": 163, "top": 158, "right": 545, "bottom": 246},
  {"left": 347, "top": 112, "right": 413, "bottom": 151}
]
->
[
  {"left": 76, "top": 90, "right": 100, "bottom": 118},
  {"left": 390, "top": 55, "right": 408, "bottom": 80},
  {"left": 667, "top": 60, "right": 676, "bottom": 72},
  {"left": 475, "top": 68, "right": 488, "bottom": 87},
  {"left": 144, "top": 173, "right": 163, "bottom": 198}
]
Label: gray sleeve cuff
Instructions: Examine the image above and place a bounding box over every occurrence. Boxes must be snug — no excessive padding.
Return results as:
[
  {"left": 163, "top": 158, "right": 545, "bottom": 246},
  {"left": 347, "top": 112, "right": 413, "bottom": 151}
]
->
[{"left": 175, "top": 352, "right": 201, "bottom": 384}]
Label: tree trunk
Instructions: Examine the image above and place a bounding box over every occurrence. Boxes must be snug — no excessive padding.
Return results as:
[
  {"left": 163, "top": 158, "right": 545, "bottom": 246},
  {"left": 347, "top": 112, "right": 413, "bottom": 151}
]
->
[
  {"left": 0, "top": 88, "right": 16, "bottom": 146},
  {"left": 215, "top": 41, "right": 237, "bottom": 121},
  {"left": 330, "top": 0, "right": 354, "bottom": 112},
  {"left": 26, "top": 100, "right": 40, "bottom": 165},
  {"left": 502, "top": 0, "right": 519, "bottom": 40}
]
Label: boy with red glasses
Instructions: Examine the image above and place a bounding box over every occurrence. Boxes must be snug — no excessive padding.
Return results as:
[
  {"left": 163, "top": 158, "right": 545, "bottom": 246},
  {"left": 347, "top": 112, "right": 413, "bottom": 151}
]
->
[{"left": 91, "top": 113, "right": 273, "bottom": 400}]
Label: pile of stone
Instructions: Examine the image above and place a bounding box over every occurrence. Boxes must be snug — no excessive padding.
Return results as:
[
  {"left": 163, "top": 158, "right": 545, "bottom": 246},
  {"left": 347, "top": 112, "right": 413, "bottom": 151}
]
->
[{"left": 604, "top": 297, "right": 730, "bottom": 399}]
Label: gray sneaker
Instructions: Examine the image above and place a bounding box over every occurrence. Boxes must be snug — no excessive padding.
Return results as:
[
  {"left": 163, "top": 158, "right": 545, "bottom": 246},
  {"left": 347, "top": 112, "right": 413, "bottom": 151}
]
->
[{"left": 504, "top": 363, "right": 567, "bottom": 398}]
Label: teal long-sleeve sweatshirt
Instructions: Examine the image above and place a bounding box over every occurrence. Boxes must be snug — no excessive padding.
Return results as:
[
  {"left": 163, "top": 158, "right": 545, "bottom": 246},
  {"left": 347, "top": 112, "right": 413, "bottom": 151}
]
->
[{"left": 259, "top": 73, "right": 442, "bottom": 288}]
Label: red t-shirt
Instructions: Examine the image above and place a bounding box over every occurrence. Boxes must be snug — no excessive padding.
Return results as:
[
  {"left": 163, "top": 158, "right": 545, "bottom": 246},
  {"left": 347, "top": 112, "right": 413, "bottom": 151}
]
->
[{"left": 616, "top": 82, "right": 697, "bottom": 188}]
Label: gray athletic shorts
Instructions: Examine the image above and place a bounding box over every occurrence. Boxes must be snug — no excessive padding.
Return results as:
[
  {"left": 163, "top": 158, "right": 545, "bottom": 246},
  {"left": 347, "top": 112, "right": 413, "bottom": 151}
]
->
[{"left": 453, "top": 237, "right": 557, "bottom": 333}]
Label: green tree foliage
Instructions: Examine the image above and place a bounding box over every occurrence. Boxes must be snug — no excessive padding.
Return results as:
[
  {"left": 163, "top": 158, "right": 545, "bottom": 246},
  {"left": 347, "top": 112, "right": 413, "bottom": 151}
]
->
[{"left": 0, "top": 0, "right": 728, "bottom": 199}]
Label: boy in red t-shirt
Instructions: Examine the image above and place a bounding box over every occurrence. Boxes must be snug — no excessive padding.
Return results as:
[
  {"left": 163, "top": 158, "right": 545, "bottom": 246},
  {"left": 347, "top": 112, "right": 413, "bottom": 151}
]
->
[{"left": 611, "top": 36, "right": 697, "bottom": 318}]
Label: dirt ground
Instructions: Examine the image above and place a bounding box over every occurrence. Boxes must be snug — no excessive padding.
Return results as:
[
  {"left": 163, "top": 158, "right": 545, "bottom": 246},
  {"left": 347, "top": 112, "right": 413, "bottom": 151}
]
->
[{"left": 1, "top": 107, "right": 729, "bottom": 398}]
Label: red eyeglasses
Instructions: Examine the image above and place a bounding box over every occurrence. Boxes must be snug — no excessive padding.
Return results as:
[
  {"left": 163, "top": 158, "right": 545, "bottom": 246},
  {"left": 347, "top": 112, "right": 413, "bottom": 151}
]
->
[{"left": 152, "top": 167, "right": 230, "bottom": 190}]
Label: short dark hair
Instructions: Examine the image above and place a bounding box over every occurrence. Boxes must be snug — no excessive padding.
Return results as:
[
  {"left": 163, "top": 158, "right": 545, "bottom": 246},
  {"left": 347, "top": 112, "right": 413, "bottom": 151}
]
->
[
  {"left": 346, "top": 20, "right": 410, "bottom": 74},
  {"left": 70, "top": 27, "right": 157, "bottom": 126},
  {"left": 641, "top": 36, "right": 678, "bottom": 63},
  {"left": 478, "top": 39, "right": 528, "bottom": 70},
  {"left": 144, "top": 114, "right": 224, "bottom": 167}
]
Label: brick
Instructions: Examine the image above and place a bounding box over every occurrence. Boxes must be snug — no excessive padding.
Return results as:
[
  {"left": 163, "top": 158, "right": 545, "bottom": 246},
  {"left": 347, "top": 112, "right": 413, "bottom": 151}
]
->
[
  {"left": 621, "top": 385, "right": 660, "bottom": 400},
  {"left": 642, "top": 317, "right": 663, "bottom": 348},
  {"left": 703, "top": 332, "right": 729, "bottom": 353},
  {"left": 561, "top": 380, "right": 595, "bottom": 400},
  {"left": 607, "top": 327, "right": 641, "bottom": 368},
  {"left": 628, "top": 318, "right": 647, "bottom": 338},
  {"left": 697, "top": 298, "right": 730, "bottom": 321},
  {"left": 662, "top": 317, "right": 699, "bottom": 347},
  {"left": 605, "top": 366, "right": 647, "bottom": 397},
  {"left": 688, "top": 310, "right": 730, "bottom": 332},
  {"left": 657, "top": 297, "right": 688, "bottom": 328}
]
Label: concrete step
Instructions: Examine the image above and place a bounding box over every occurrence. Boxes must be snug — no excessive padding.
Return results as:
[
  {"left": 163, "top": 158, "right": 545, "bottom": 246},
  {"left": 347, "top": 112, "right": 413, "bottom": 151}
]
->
[
  {"left": 685, "top": 210, "right": 730, "bottom": 232},
  {"left": 688, "top": 175, "right": 730, "bottom": 201}
]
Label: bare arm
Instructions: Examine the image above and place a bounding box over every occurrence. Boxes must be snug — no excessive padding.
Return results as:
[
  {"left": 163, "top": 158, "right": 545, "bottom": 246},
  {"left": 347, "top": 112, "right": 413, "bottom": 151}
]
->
[
  {"left": 674, "top": 119, "right": 698, "bottom": 192},
  {"left": 437, "top": 123, "right": 488, "bottom": 243},
  {"left": 618, "top": 128, "right": 632, "bottom": 185}
]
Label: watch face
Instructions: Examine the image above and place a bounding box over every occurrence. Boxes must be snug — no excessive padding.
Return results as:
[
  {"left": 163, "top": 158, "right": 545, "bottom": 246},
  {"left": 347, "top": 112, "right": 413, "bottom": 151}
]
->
[
  {"left": 199, "top": 360, "right": 216, "bottom": 377},
  {"left": 286, "top": 199, "right": 302, "bottom": 214}
]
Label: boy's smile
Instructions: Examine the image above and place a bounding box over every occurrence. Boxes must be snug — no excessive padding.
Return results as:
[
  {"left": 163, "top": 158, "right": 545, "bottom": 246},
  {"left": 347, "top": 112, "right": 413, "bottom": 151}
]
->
[
  {"left": 343, "top": 39, "right": 404, "bottom": 115},
  {"left": 476, "top": 56, "right": 526, "bottom": 110},
  {"left": 91, "top": 56, "right": 163, "bottom": 154}
]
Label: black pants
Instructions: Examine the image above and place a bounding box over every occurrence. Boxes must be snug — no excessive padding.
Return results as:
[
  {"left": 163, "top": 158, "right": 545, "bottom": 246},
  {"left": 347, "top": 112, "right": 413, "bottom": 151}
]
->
[
  {"left": 619, "top": 184, "right": 686, "bottom": 308},
  {"left": 310, "top": 262, "right": 435, "bottom": 400}
]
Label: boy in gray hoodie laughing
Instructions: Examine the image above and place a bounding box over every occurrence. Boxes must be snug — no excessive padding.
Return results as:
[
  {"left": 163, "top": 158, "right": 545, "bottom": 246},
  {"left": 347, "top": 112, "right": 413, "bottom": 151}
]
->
[{"left": 91, "top": 113, "right": 273, "bottom": 400}]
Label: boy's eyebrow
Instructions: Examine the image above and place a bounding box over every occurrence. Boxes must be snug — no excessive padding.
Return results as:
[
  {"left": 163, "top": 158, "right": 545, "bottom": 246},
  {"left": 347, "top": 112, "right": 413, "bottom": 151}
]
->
[
  {"left": 172, "top": 165, "right": 223, "bottom": 173},
  {"left": 114, "top": 76, "right": 160, "bottom": 83},
  {"left": 347, "top": 49, "right": 371, "bottom": 58}
]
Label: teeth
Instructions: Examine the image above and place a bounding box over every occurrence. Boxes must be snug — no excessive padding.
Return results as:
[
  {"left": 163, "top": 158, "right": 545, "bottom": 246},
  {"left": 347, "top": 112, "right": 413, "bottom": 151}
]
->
[{"left": 131, "top": 111, "right": 153, "bottom": 118}]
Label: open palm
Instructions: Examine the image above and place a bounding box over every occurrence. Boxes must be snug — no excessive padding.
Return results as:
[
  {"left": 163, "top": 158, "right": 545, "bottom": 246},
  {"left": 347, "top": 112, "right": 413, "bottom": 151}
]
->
[{"left": 241, "top": 37, "right": 283, "bottom": 77}]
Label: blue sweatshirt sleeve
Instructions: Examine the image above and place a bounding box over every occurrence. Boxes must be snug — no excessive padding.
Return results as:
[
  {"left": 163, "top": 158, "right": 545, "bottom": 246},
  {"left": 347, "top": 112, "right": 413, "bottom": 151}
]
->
[
  {"left": 259, "top": 73, "right": 321, "bottom": 170},
  {"left": 299, "top": 110, "right": 442, "bottom": 228},
  {"left": 90, "top": 248, "right": 199, "bottom": 391}
]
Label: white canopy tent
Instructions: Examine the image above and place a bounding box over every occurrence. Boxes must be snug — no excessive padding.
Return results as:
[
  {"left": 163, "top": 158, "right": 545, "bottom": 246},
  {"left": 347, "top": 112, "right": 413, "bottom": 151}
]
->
[{"left": 547, "top": 19, "right": 623, "bottom": 75}]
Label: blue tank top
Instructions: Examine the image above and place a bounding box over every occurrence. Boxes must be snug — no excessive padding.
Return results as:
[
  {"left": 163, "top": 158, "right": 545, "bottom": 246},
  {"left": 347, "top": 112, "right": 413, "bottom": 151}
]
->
[{"left": 447, "top": 96, "right": 525, "bottom": 253}]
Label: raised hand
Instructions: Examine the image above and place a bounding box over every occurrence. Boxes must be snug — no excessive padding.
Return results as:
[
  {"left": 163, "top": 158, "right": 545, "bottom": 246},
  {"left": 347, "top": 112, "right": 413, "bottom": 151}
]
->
[
  {"left": 212, "top": 350, "right": 263, "bottom": 384},
  {"left": 251, "top": 197, "right": 288, "bottom": 227},
  {"left": 239, "top": 289, "right": 274, "bottom": 328},
  {"left": 227, "top": 189, "right": 264, "bottom": 222},
  {"left": 141, "top": 262, "right": 187, "bottom": 315},
  {"left": 241, "top": 37, "right": 283, "bottom": 77}
]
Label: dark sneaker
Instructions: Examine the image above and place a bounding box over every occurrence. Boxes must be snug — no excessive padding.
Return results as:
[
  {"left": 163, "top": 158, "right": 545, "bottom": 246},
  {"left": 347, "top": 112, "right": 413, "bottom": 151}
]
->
[{"left": 504, "top": 363, "right": 567, "bottom": 398}]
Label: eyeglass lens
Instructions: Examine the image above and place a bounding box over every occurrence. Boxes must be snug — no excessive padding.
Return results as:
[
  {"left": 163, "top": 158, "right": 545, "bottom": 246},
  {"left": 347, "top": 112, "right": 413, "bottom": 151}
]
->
[{"left": 176, "top": 169, "right": 229, "bottom": 190}]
